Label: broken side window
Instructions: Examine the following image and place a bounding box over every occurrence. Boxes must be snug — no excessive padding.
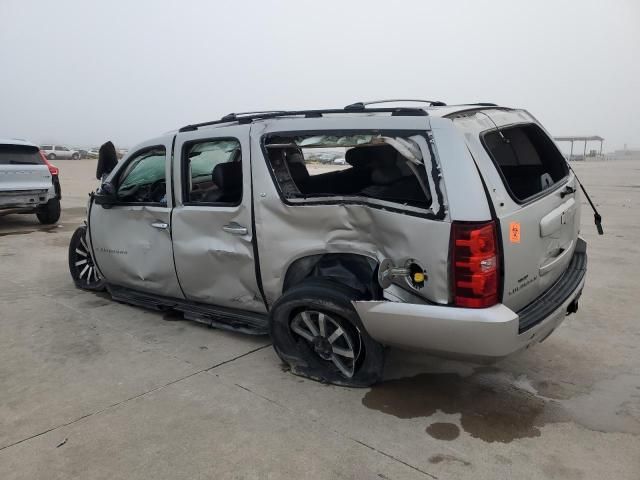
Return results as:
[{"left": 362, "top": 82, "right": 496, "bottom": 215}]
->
[{"left": 264, "top": 133, "right": 432, "bottom": 209}]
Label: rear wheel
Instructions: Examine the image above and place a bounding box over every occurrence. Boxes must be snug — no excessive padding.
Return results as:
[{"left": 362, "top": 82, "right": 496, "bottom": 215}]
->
[
  {"left": 36, "top": 198, "right": 61, "bottom": 224},
  {"left": 72, "top": 153, "right": 79, "bottom": 160},
  {"left": 48, "top": 153, "right": 56, "bottom": 160},
  {"left": 68, "top": 226, "right": 105, "bottom": 291},
  {"left": 270, "top": 279, "right": 385, "bottom": 387}
]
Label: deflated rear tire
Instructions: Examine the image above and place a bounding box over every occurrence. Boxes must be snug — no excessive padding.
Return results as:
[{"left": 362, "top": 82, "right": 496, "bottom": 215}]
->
[
  {"left": 36, "top": 198, "right": 61, "bottom": 224},
  {"left": 270, "top": 279, "right": 385, "bottom": 387},
  {"left": 68, "top": 226, "right": 105, "bottom": 291}
]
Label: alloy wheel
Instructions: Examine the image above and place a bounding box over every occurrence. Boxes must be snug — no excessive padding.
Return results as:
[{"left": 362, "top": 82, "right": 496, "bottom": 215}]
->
[{"left": 290, "top": 310, "right": 361, "bottom": 378}]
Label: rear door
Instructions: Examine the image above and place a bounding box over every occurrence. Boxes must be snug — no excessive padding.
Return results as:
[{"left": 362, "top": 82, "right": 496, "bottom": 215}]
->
[
  {"left": 466, "top": 119, "right": 580, "bottom": 311},
  {"left": 0, "top": 143, "right": 52, "bottom": 197},
  {"left": 170, "top": 125, "right": 265, "bottom": 313}
]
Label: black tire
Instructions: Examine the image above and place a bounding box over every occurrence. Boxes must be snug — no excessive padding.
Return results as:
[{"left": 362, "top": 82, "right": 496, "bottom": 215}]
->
[
  {"left": 48, "top": 153, "right": 56, "bottom": 160},
  {"left": 72, "top": 153, "right": 79, "bottom": 160},
  {"left": 68, "top": 226, "right": 106, "bottom": 291},
  {"left": 36, "top": 198, "right": 61, "bottom": 224},
  {"left": 270, "top": 279, "right": 385, "bottom": 387}
]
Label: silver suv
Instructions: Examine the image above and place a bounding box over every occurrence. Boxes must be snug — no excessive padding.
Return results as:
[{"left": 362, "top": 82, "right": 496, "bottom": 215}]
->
[
  {"left": 40, "top": 144, "right": 80, "bottom": 160},
  {"left": 0, "top": 139, "right": 61, "bottom": 224},
  {"left": 68, "top": 101, "right": 592, "bottom": 386}
]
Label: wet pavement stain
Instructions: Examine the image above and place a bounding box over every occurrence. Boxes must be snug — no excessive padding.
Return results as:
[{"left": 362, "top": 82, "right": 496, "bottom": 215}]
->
[
  {"left": 362, "top": 371, "right": 566, "bottom": 443},
  {"left": 428, "top": 453, "right": 471, "bottom": 466},
  {"left": 425, "top": 422, "right": 460, "bottom": 440}
]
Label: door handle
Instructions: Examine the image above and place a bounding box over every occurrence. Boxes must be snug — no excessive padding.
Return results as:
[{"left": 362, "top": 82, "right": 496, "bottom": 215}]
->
[
  {"left": 151, "top": 222, "right": 168, "bottom": 230},
  {"left": 223, "top": 223, "right": 248, "bottom": 235}
]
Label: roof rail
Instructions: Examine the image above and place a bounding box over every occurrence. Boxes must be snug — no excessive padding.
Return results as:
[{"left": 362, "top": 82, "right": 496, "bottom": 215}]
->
[
  {"left": 344, "top": 99, "right": 447, "bottom": 110},
  {"left": 178, "top": 107, "right": 428, "bottom": 133}
]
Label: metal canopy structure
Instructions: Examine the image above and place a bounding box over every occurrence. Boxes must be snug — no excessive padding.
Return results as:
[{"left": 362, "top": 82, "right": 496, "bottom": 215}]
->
[{"left": 554, "top": 135, "right": 604, "bottom": 161}]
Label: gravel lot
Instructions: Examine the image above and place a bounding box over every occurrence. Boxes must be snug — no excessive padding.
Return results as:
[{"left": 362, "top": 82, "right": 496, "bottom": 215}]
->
[{"left": 0, "top": 158, "right": 639, "bottom": 479}]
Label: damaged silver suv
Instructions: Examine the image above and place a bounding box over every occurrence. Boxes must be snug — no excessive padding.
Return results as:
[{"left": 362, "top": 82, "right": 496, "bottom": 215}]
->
[{"left": 68, "top": 100, "right": 594, "bottom": 386}]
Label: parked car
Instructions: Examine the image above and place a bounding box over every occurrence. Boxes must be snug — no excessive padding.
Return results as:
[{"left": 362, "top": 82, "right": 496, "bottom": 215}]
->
[
  {"left": 68, "top": 101, "right": 590, "bottom": 387},
  {"left": 40, "top": 144, "right": 80, "bottom": 160},
  {"left": 86, "top": 148, "right": 100, "bottom": 159},
  {"left": 0, "top": 139, "right": 61, "bottom": 224}
]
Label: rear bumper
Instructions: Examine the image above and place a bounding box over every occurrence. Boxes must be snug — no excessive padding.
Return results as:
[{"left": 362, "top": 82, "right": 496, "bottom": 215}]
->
[
  {"left": 353, "top": 238, "right": 587, "bottom": 360},
  {"left": 0, "top": 188, "right": 55, "bottom": 209}
]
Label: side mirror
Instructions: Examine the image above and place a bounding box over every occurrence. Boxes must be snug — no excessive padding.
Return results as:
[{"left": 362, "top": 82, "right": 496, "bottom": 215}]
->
[
  {"left": 96, "top": 141, "right": 118, "bottom": 180},
  {"left": 94, "top": 181, "right": 117, "bottom": 207}
]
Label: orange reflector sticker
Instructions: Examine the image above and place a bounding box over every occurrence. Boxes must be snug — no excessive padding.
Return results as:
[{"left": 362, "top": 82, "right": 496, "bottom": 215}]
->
[{"left": 510, "top": 222, "right": 521, "bottom": 243}]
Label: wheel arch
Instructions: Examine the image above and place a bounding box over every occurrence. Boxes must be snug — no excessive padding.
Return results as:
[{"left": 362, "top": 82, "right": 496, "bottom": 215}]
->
[{"left": 281, "top": 252, "right": 382, "bottom": 300}]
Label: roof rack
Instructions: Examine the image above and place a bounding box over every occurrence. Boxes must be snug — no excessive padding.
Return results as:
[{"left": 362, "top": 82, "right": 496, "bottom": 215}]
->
[
  {"left": 178, "top": 106, "right": 429, "bottom": 133},
  {"left": 344, "top": 99, "right": 447, "bottom": 110}
]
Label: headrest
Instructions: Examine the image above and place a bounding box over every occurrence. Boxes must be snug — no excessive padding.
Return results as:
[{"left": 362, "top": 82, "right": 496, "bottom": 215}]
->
[
  {"left": 212, "top": 161, "right": 242, "bottom": 192},
  {"left": 345, "top": 144, "right": 397, "bottom": 169}
]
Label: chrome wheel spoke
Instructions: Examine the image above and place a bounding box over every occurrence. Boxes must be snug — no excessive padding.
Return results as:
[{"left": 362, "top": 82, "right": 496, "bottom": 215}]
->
[
  {"left": 79, "top": 265, "right": 89, "bottom": 279},
  {"left": 75, "top": 248, "right": 87, "bottom": 257},
  {"left": 74, "top": 259, "right": 88, "bottom": 267},
  {"left": 291, "top": 323, "right": 315, "bottom": 342},
  {"left": 331, "top": 354, "right": 353, "bottom": 378},
  {"left": 332, "top": 346, "right": 354, "bottom": 359},
  {"left": 318, "top": 313, "right": 326, "bottom": 337},
  {"left": 327, "top": 327, "right": 343, "bottom": 344},
  {"left": 80, "top": 236, "right": 88, "bottom": 251},
  {"left": 301, "top": 311, "right": 319, "bottom": 336},
  {"left": 87, "top": 267, "right": 93, "bottom": 283}
]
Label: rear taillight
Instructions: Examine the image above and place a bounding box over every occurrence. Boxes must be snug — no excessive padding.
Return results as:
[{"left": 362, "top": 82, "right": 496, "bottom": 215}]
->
[
  {"left": 451, "top": 221, "right": 500, "bottom": 308},
  {"left": 40, "top": 150, "right": 59, "bottom": 175}
]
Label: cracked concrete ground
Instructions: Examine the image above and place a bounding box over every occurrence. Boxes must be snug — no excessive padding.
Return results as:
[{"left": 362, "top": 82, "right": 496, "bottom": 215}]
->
[{"left": 0, "top": 159, "right": 639, "bottom": 479}]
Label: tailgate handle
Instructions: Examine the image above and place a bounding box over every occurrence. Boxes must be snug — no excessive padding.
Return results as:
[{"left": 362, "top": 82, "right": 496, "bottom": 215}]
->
[{"left": 539, "top": 240, "right": 574, "bottom": 276}]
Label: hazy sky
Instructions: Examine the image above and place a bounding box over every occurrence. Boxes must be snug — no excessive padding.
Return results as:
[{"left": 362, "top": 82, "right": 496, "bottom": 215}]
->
[{"left": 1, "top": 0, "right": 638, "bottom": 152}]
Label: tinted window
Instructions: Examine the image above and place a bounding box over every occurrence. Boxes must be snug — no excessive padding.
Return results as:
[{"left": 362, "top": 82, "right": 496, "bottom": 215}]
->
[
  {"left": 41, "top": 145, "right": 52, "bottom": 151},
  {"left": 483, "top": 124, "right": 568, "bottom": 202},
  {"left": 117, "top": 147, "right": 167, "bottom": 204},
  {"left": 183, "top": 139, "right": 242, "bottom": 204},
  {"left": 0, "top": 144, "right": 44, "bottom": 165}
]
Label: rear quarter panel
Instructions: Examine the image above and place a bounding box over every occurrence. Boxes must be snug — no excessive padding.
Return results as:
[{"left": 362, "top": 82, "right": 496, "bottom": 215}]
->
[{"left": 250, "top": 118, "right": 452, "bottom": 306}]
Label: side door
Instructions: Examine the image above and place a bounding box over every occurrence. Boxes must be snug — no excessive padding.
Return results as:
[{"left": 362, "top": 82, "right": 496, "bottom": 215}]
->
[
  {"left": 89, "top": 137, "right": 183, "bottom": 298},
  {"left": 171, "top": 125, "right": 265, "bottom": 313},
  {"left": 55, "top": 146, "right": 69, "bottom": 159}
]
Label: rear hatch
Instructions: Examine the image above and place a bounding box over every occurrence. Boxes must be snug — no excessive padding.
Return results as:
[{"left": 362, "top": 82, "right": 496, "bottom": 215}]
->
[
  {"left": 468, "top": 117, "right": 580, "bottom": 312},
  {"left": 0, "top": 143, "right": 52, "bottom": 193}
]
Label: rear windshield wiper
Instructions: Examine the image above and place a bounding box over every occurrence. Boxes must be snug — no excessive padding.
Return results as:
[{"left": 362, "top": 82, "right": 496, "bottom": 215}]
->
[{"left": 566, "top": 163, "right": 604, "bottom": 235}]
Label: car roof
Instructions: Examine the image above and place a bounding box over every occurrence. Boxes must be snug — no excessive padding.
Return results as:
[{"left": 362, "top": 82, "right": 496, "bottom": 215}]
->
[{"left": 0, "top": 138, "right": 39, "bottom": 147}]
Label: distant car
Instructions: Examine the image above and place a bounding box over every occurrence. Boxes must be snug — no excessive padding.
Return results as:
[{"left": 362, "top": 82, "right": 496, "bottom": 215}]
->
[
  {"left": 333, "top": 157, "right": 346, "bottom": 165},
  {"left": 0, "top": 139, "right": 61, "bottom": 224},
  {"left": 40, "top": 144, "right": 80, "bottom": 160},
  {"left": 117, "top": 148, "right": 128, "bottom": 159},
  {"left": 87, "top": 148, "right": 100, "bottom": 159}
]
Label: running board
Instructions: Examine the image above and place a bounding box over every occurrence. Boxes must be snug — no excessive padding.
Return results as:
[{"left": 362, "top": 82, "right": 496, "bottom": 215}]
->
[{"left": 107, "top": 284, "right": 269, "bottom": 335}]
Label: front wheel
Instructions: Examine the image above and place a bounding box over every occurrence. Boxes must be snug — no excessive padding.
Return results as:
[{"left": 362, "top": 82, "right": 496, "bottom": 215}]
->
[
  {"left": 68, "top": 225, "right": 105, "bottom": 291},
  {"left": 72, "top": 153, "right": 79, "bottom": 160},
  {"left": 36, "top": 198, "right": 61, "bottom": 224},
  {"left": 270, "top": 279, "right": 385, "bottom": 387},
  {"left": 48, "top": 153, "right": 56, "bottom": 160}
]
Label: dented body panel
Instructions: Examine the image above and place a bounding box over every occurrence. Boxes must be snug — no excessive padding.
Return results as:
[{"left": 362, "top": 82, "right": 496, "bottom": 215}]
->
[{"left": 250, "top": 116, "right": 452, "bottom": 306}]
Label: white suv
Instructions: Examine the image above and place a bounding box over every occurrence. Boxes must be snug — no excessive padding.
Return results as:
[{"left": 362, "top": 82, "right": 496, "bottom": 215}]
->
[
  {"left": 0, "top": 139, "right": 61, "bottom": 224},
  {"left": 40, "top": 144, "right": 80, "bottom": 160}
]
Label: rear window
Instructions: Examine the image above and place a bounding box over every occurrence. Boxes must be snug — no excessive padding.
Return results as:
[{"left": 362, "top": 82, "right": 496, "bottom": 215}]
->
[
  {"left": 41, "top": 145, "right": 52, "bottom": 150},
  {"left": 0, "top": 144, "right": 44, "bottom": 165},
  {"left": 483, "top": 124, "right": 568, "bottom": 202}
]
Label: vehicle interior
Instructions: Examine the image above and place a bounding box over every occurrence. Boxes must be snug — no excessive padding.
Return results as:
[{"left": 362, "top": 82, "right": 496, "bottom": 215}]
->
[{"left": 264, "top": 135, "right": 432, "bottom": 208}]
